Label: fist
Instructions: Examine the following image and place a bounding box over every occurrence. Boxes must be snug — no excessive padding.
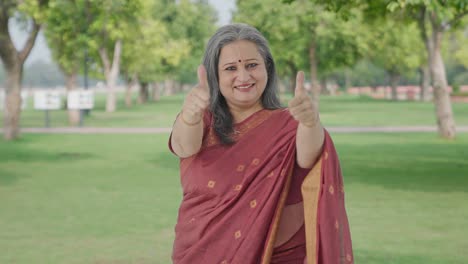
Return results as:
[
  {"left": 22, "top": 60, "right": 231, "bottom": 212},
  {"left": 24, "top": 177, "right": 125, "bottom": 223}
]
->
[
  {"left": 181, "top": 65, "right": 211, "bottom": 124},
  {"left": 288, "top": 71, "right": 319, "bottom": 127}
]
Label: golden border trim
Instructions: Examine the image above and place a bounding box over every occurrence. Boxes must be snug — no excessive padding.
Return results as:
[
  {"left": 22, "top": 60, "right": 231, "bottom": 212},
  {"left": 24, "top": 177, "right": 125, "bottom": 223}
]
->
[
  {"left": 260, "top": 162, "right": 294, "bottom": 264},
  {"left": 301, "top": 157, "right": 323, "bottom": 264},
  {"left": 202, "top": 109, "right": 279, "bottom": 148}
]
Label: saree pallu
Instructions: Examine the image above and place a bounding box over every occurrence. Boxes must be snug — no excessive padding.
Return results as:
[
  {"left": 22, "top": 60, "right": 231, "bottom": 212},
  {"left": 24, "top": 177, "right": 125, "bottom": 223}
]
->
[{"left": 169, "top": 109, "right": 353, "bottom": 264}]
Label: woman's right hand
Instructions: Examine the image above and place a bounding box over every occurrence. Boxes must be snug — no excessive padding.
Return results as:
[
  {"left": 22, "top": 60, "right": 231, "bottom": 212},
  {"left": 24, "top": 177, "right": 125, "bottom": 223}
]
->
[{"left": 181, "top": 65, "right": 211, "bottom": 125}]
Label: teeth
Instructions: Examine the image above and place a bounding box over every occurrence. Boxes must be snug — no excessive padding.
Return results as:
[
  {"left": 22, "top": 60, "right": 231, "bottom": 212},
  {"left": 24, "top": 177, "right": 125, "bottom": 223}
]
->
[{"left": 237, "top": 84, "right": 253, "bottom": 89}]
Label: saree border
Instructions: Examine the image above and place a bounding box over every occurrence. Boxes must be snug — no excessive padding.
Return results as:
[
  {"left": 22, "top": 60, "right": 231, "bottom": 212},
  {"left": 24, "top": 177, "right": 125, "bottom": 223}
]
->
[
  {"left": 260, "top": 155, "right": 295, "bottom": 264},
  {"left": 202, "top": 109, "right": 281, "bottom": 149},
  {"left": 301, "top": 157, "right": 323, "bottom": 264}
]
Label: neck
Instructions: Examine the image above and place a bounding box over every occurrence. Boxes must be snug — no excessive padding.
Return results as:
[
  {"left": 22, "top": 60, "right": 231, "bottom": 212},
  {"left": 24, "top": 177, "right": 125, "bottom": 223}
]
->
[{"left": 228, "top": 102, "right": 264, "bottom": 124}]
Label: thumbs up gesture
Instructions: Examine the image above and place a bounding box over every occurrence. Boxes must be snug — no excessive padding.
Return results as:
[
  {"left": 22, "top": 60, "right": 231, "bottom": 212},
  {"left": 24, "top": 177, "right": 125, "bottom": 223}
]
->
[
  {"left": 288, "top": 71, "right": 319, "bottom": 127},
  {"left": 181, "top": 65, "right": 211, "bottom": 125}
]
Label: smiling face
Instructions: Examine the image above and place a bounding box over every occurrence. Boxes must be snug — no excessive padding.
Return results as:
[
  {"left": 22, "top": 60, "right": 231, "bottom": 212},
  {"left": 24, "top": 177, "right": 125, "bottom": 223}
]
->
[{"left": 217, "top": 40, "right": 268, "bottom": 112}]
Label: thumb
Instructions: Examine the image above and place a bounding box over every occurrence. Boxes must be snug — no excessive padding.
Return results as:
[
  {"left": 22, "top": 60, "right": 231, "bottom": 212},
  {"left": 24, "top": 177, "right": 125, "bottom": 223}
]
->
[
  {"left": 294, "top": 71, "right": 305, "bottom": 97},
  {"left": 197, "top": 65, "right": 208, "bottom": 91}
]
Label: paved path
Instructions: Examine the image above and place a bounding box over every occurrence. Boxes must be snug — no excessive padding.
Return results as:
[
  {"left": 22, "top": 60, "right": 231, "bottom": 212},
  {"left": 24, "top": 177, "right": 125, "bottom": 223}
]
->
[{"left": 3, "top": 126, "right": 467, "bottom": 134}]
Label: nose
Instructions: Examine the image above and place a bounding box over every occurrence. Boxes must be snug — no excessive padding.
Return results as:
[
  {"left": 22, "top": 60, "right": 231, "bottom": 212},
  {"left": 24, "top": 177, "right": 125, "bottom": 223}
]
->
[{"left": 237, "top": 67, "right": 250, "bottom": 82}]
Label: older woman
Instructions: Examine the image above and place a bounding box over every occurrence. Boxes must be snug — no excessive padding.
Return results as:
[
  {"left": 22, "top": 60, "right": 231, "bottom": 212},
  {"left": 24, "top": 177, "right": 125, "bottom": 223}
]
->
[{"left": 169, "top": 23, "right": 353, "bottom": 264}]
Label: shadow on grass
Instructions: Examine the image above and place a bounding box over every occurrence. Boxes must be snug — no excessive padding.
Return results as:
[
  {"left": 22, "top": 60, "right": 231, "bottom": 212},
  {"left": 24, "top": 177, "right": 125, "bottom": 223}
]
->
[
  {"left": 0, "top": 136, "right": 95, "bottom": 185},
  {"left": 0, "top": 145, "right": 95, "bottom": 163},
  {"left": 0, "top": 168, "right": 25, "bottom": 185},
  {"left": 338, "top": 136, "right": 468, "bottom": 193}
]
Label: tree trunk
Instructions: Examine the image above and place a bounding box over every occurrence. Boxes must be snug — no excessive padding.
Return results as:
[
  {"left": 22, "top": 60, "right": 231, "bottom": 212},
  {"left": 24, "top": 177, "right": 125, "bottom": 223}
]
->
[
  {"left": 125, "top": 80, "right": 133, "bottom": 108},
  {"left": 430, "top": 28, "right": 456, "bottom": 139},
  {"left": 320, "top": 78, "right": 327, "bottom": 95},
  {"left": 3, "top": 65, "right": 22, "bottom": 139},
  {"left": 138, "top": 82, "right": 149, "bottom": 104},
  {"left": 287, "top": 61, "right": 298, "bottom": 94},
  {"left": 125, "top": 74, "right": 137, "bottom": 108},
  {"left": 344, "top": 68, "right": 351, "bottom": 91},
  {"left": 418, "top": 8, "right": 456, "bottom": 138},
  {"left": 419, "top": 64, "right": 431, "bottom": 101},
  {"left": 289, "top": 71, "right": 296, "bottom": 94},
  {"left": 278, "top": 81, "right": 286, "bottom": 94},
  {"left": 99, "top": 39, "right": 122, "bottom": 113},
  {"left": 65, "top": 72, "right": 80, "bottom": 126},
  {"left": 152, "top": 82, "right": 161, "bottom": 102},
  {"left": 309, "top": 40, "right": 319, "bottom": 104},
  {"left": 389, "top": 72, "right": 400, "bottom": 101},
  {"left": 105, "top": 74, "right": 117, "bottom": 112},
  {"left": 0, "top": 14, "right": 41, "bottom": 140},
  {"left": 164, "top": 79, "right": 175, "bottom": 96}
]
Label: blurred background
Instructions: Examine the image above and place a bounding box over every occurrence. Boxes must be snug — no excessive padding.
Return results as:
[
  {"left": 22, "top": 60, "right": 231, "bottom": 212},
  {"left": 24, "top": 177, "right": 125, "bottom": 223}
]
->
[{"left": 0, "top": 0, "right": 467, "bottom": 263}]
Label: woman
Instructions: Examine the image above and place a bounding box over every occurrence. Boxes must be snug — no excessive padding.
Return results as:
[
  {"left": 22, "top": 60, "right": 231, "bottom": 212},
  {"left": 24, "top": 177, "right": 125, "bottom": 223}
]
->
[{"left": 169, "top": 23, "right": 353, "bottom": 264}]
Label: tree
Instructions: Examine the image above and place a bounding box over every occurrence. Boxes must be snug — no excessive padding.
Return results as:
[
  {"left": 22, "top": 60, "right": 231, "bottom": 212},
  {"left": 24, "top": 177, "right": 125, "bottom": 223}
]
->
[
  {"left": 0, "top": 0, "right": 49, "bottom": 140},
  {"left": 235, "top": 0, "right": 367, "bottom": 103},
  {"left": 367, "top": 19, "right": 422, "bottom": 100},
  {"left": 85, "top": 0, "right": 142, "bottom": 112},
  {"left": 307, "top": 0, "right": 468, "bottom": 138},
  {"left": 168, "top": 0, "right": 217, "bottom": 85},
  {"left": 401, "top": 1, "right": 467, "bottom": 139},
  {"left": 44, "top": 0, "right": 88, "bottom": 125},
  {"left": 151, "top": 0, "right": 216, "bottom": 96},
  {"left": 120, "top": 0, "right": 193, "bottom": 104}
]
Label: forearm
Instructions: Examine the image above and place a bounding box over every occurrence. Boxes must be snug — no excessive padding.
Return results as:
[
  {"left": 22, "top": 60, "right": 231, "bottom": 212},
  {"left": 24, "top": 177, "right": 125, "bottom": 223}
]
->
[
  {"left": 171, "top": 113, "right": 204, "bottom": 158},
  {"left": 295, "top": 121, "right": 325, "bottom": 168}
]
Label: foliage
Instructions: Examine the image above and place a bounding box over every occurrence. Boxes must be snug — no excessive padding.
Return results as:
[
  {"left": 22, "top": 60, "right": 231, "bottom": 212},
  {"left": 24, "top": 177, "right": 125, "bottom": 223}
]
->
[
  {"left": 157, "top": 0, "right": 217, "bottom": 83},
  {"left": 366, "top": 19, "right": 423, "bottom": 78},
  {"left": 234, "top": 0, "right": 368, "bottom": 84},
  {"left": 44, "top": 0, "right": 87, "bottom": 75}
]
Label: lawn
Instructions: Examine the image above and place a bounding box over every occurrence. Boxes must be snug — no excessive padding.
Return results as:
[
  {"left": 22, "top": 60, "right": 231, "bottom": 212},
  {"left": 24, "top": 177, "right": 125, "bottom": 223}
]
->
[
  {"left": 10, "top": 92, "right": 468, "bottom": 128},
  {"left": 1, "top": 133, "right": 467, "bottom": 263}
]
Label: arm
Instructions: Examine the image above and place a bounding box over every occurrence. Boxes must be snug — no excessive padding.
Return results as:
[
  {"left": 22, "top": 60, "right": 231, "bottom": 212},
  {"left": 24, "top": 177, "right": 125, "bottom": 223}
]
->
[
  {"left": 170, "top": 65, "right": 210, "bottom": 158},
  {"left": 289, "top": 71, "right": 324, "bottom": 168},
  {"left": 170, "top": 112, "right": 205, "bottom": 158},
  {"left": 296, "top": 122, "right": 324, "bottom": 168}
]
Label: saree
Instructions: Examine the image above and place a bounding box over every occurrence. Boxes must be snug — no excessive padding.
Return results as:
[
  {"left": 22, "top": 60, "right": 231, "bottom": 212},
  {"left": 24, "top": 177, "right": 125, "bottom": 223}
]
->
[{"left": 169, "top": 109, "right": 353, "bottom": 264}]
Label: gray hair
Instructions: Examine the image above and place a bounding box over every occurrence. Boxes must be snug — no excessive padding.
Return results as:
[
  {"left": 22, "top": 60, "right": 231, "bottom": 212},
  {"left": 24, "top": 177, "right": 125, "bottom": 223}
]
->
[{"left": 202, "top": 23, "right": 282, "bottom": 145}]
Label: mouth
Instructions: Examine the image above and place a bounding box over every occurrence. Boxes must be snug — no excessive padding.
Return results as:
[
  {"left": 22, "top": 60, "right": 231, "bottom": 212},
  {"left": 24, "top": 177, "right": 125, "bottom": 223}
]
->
[{"left": 234, "top": 83, "right": 255, "bottom": 92}]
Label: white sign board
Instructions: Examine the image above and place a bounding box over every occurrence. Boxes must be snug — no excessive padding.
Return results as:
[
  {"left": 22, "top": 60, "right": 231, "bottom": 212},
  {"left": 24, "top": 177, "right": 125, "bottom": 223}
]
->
[
  {"left": 21, "top": 91, "right": 28, "bottom": 109},
  {"left": 0, "top": 90, "right": 28, "bottom": 110},
  {"left": 34, "top": 90, "right": 62, "bottom": 110},
  {"left": 68, "top": 90, "right": 94, "bottom": 110}
]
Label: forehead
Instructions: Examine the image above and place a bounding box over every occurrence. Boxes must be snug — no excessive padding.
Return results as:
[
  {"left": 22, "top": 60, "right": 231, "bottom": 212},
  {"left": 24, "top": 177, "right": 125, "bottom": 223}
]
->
[{"left": 218, "top": 40, "right": 262, "bottom": 63}]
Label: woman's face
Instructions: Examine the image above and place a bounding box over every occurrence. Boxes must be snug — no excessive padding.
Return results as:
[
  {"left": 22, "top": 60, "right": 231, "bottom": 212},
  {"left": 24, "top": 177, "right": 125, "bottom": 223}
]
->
[{"left": 217, "top": 40, "right": 268, "bottom": 110}]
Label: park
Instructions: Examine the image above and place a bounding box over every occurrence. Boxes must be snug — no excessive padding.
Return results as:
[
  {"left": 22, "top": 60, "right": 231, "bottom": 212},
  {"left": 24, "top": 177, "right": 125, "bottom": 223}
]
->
[{"left": 1, "top": 0, "right": 468, "bottom": 263}]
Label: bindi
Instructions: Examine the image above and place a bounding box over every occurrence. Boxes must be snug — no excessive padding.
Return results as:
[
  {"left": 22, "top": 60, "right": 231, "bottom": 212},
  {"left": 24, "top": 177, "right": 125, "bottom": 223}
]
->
[{"left": 238, "top": 59, "right": 242, "bottom": 63}]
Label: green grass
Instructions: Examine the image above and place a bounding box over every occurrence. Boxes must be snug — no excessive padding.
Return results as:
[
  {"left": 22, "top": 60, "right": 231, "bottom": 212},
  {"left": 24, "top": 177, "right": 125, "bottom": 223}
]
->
[
  {"left": 1, "top": 133, "right": 467, "bottom": 263},
  {"left": 10, "top": 93, "right": 468, "bottom": 128}
]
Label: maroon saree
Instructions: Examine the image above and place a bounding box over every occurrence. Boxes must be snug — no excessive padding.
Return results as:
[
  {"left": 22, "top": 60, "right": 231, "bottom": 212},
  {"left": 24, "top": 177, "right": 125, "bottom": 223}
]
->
[{"left": 169, "top": 109, "right": 353, "bottom": 264}]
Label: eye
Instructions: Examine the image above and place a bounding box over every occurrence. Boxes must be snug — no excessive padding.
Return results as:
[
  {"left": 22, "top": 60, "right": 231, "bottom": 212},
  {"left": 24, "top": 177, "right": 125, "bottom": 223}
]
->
[
  {"left": 246, "top": 63, "right": 258, "bottom": 69},
  {"left": 225, "top": 66, "right": 236, "bottom": 71}
]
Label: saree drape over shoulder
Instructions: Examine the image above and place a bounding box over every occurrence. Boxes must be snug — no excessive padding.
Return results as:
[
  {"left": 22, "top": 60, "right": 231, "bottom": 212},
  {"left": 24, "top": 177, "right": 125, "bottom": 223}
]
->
[{"left": 169, "top": 109, "right": 353, "bottom": 264}]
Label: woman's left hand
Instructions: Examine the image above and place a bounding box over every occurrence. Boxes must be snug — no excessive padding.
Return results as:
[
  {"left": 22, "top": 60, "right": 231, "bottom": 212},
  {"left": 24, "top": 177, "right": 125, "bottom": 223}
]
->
[{"left": 288, "top": 71, "right": 320, "bottom": 127}]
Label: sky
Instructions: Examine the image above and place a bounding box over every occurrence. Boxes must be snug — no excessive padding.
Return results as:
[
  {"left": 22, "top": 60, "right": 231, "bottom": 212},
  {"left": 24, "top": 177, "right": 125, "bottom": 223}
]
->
[{"left": 9, "top": 0, "right": 235, "bottom": 66}]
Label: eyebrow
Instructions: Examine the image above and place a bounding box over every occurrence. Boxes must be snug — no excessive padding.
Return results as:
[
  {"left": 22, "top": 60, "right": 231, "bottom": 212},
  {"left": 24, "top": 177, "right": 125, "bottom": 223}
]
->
[{"left": 222, "top": 58, "right": 259, "bottom": 67}]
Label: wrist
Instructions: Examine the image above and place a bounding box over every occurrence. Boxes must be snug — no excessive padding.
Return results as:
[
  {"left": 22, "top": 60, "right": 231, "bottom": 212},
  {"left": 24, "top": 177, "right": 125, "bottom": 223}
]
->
[
  {"left": 180, "top": 111, "right": 202, "bottom": 126},
  {"left": 300, "top": 114, "right": 320, "bottom": 128}
]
